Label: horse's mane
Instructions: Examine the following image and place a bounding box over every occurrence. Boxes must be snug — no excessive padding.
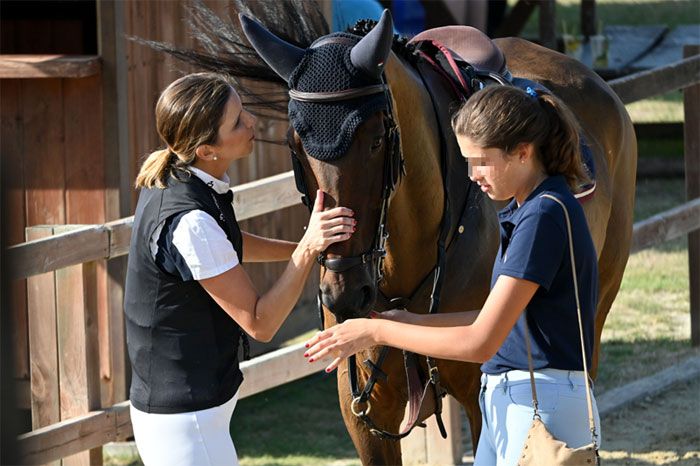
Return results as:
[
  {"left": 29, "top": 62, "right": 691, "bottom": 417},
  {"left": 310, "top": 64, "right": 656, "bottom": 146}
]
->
[
  {"left": 347, "top": 19, "right": 417, "bottom": 64},
  {"left": 135, "top": 0, "right": 415, "bottom": 142},
  {"left": 133, "top": 0, "right": 327, "bottom": 123}
]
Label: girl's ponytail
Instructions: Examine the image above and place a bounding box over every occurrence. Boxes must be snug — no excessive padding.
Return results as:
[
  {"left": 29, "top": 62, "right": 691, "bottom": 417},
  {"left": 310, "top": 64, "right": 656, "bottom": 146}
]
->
[{"left": 537, "top": 93, "right": 590, "bottom": 190}]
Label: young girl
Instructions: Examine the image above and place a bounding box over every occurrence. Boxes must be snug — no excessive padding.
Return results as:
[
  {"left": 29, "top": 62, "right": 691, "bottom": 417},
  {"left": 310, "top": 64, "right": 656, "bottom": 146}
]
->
[
  {"left": 124, "top": 72, "right": 356, "bottom": 466},
  {"left": 304, "top": 85, "right": 601, "bottom": 465}
]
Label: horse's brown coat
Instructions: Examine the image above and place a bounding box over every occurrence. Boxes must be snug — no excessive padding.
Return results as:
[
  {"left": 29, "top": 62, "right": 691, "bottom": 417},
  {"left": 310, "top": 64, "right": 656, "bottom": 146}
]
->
[{"left": 306, "top": 38, "right": 636, "bottom": 465}]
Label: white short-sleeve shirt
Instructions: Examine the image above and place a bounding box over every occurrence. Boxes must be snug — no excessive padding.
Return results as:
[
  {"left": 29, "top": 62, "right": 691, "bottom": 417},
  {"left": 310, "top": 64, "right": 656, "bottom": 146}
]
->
[{"left": 150, "top": 167, "right": 239, "bottom": 280}]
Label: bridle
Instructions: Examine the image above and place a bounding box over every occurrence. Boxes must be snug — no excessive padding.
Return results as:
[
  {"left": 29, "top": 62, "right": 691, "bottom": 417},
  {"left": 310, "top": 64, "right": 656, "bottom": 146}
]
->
[
  {"left": 287, "top": 38, "right": 404, "bottom": 287},
  {"left": 286, "top": 35, "right": 456, "bottom": 442}
]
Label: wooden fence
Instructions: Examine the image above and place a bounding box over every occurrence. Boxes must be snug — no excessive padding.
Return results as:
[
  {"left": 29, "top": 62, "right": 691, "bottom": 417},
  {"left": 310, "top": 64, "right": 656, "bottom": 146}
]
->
[{"left": 9, "top": 49, "right": 700, "bottom": 465}]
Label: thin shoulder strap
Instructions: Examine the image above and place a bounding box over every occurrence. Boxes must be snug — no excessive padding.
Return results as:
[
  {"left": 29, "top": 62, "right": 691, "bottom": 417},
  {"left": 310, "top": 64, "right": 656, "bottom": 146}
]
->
[{"left": 524, "top": 193, "right": 598, "bottom": 446}]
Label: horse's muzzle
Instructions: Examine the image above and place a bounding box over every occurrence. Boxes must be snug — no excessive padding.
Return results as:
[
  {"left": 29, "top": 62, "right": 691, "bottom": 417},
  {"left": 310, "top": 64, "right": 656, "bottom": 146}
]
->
[{"left": 320, "top": 264, "right": 377, "bottom": 321}]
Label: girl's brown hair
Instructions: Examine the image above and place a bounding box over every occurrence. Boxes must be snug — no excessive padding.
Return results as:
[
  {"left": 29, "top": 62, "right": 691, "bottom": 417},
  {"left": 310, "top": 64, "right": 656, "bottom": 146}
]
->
[
  {"left": 135, "top": 72, "right": 235, "bottom": 189},
  {"left": 452, "top": 85, "right": 589, "bottom": 190}
]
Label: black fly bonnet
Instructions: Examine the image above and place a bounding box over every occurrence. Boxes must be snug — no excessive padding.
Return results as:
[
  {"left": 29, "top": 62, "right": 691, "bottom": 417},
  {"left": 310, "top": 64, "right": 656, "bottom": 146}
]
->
[{"left": 288, "top": 32, "right": 389, "bottom": 160}]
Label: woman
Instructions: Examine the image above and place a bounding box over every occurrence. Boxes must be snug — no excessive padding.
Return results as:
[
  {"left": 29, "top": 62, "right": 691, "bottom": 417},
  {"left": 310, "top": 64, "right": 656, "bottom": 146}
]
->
[
  {"left": 304, "top": 85, "right": 601, "bottom": 465},
  {"left": 124, "top": 72, "right": 356, "bottom": 466}
]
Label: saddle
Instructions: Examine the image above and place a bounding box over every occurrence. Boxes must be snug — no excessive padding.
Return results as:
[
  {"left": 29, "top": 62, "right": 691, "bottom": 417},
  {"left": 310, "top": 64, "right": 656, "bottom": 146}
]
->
[
  {"left": 412, "top": 25, "right": 508, "bottom": 75},
  {"left": 410, "top": 26, "right": 597, "bottom": 203}
]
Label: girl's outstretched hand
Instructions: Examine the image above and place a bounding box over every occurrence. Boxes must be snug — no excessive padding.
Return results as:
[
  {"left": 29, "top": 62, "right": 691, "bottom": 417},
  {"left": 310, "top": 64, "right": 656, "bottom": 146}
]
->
[{"left": 303, "top": 318, "right": 378, "bottom": 373}]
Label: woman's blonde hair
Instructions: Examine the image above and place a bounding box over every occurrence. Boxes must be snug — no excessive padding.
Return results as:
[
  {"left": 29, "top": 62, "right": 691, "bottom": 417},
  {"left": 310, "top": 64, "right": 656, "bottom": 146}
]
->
[
  {"left": 135, "top": 72, "right": 235, "bottom": 189},
  {"left": 452, "top": 85, "right": 589, "bottom": 190}
]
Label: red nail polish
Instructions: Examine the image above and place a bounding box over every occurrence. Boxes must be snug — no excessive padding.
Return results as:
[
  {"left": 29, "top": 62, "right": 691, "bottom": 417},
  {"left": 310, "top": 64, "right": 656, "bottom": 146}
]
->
[
  {"left": 309, "top": 358, "right": 314, "bottom": 363},
  {"left": 325, "top": 368, "right": 331, "bottom": 373},
  {"left": 305, "top": 343, "right": 309, "bottom": 348},
  {"left": 303, "top": 353, "right": 308, "bottom": 358}
]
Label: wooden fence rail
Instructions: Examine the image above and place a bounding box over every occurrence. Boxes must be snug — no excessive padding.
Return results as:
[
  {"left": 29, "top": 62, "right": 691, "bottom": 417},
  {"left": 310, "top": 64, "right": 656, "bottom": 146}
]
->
[
  {"left": 7, "top": 172, "right": 299, "bottom": 280},
  {"left": 608, "top": 53, "right": 700, "bottom": 104},
  {"left": 18, "top": 341, "right": 332, "bottom": 464},
  {"left": 631, "top": 198, "right": 700, "bottom": 253}
]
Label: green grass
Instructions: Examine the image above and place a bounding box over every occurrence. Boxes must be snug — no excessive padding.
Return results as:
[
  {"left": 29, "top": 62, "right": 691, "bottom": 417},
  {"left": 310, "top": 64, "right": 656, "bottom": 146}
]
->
[
  {"left": 636, "top": 137, "right": 685, "bottom": 159},
  {"left": 232, "top": 374, "right": 357, "bottom": 466},
  {"left": 596, "top": 177, "right": 694, "bottom": 393},
  {"left": 626, "top": 91, "right": 685, "bottom": 123}
]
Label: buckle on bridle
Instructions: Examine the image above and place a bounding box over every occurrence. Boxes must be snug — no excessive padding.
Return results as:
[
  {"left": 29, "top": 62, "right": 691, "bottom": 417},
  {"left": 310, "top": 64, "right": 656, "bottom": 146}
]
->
[
  {"left": 429, "top": 365, "right": 441, "bottom": 385},
  {"left": 351, "top": 396, "right": 372, "bottom": 417}
]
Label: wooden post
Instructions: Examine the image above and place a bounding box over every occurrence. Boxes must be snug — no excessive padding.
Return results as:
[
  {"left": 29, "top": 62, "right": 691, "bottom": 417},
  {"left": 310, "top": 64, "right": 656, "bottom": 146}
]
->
[
  {"left": 684, "top": 45, "right": 700, "bottom": 346},
  {"left": 26, "top": 226, "right": 103, "bottom": 465},
  {"left": 494, "top": 0, "right": 538, "bottom": 38},
  {"left": 581, "top": 0, "right": 596, "bottom": 38},
  {"left": 1, "top": 78, "right": 30, "bottom": 383},
  {"left": 538, "top": 0, "right": 557, "bottom": 50},
  {"left": 54, "top": 253, "right": 102, "bottom": 465},
  {"left": 25, "top": 227, "right": 61, "bottom": 466},
  {"left": 97, "top": 0, "right": 129, "bottom": 406},
  {"left": 425, "top": 396, "right": 464, "bottom": 464},
  {"left": 401, "top": 396, "right": 464, "bottom": 465}
]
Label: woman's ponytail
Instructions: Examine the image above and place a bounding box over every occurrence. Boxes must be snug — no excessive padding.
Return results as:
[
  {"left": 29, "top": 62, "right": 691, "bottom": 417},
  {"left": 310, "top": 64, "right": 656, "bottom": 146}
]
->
[
  {"left": 134, "top": 72, "right": 235, "bottom": 190},
  {"left": 134, "top": 148, "right": 174, "bottom": 189}
]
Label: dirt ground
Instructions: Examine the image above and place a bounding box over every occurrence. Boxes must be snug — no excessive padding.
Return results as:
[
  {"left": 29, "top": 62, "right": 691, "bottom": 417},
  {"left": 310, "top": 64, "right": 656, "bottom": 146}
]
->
[{"left": 598, "top": 377, "right": 700, "bottom": 466}]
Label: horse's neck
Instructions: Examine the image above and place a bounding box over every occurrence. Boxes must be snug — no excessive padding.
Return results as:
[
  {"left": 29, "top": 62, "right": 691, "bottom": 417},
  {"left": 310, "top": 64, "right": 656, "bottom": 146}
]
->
[{"left": 381, "top": 54, "right": 444, "bottom": 299}]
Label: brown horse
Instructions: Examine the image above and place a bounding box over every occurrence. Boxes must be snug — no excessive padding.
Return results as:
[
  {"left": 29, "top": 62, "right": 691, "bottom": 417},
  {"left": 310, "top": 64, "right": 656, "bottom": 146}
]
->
[{"left": 156, "top": 3, "right": 636, "bottom": 464}]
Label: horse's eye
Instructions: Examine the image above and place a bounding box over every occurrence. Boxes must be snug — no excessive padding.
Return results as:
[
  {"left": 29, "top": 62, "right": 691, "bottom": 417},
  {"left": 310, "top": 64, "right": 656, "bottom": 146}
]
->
[{"left": 371, "top": 137, "right": 383, "bottom": 151}]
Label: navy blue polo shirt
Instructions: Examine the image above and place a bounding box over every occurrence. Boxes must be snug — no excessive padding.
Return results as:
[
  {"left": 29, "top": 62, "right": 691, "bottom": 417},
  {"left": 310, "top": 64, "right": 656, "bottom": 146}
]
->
[{"left": 481, "top": 175, "right": 598, "bottom": 375}]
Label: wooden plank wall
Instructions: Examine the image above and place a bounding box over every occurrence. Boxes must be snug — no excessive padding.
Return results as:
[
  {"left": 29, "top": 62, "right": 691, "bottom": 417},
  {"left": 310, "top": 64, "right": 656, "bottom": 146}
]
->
[
  {"left": 123, "top": 1, "right": 319, "bottom": 345},
  {"left": 0, "top": 74, "right": 107, "bottom": 466},
  {"left": 0, "top": 75, "right": 107, "bottom": 390}
]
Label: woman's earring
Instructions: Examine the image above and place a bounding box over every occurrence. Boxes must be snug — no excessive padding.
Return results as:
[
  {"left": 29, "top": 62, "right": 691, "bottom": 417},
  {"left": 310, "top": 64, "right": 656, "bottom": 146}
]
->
[{"left": 213, "top": 156, "right": 218, "bottom": 161}]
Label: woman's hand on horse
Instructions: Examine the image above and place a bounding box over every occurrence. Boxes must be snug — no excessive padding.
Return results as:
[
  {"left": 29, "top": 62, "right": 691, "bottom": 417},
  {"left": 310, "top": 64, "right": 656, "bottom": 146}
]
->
[
  {"left": 298, "top": 190, "right": 356, "bottom": 256},
  {"left": 303, "top": 319, "right": 378, "bottom": 373}
]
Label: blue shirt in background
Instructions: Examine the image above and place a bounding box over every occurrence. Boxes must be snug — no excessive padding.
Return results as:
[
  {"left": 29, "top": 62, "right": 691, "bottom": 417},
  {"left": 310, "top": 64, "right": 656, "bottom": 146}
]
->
[
  {"left": 332, "top": 0, "right": 386, "bottom": 32},
  {"left": 481, "top": 175, "right": 599, "bottom": 375}
]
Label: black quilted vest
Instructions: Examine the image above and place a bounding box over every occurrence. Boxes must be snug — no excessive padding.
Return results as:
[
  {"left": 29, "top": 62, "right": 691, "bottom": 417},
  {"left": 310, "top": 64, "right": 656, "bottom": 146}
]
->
[{"left": 124, "top": 173, "right": 244, "bottom": 414}]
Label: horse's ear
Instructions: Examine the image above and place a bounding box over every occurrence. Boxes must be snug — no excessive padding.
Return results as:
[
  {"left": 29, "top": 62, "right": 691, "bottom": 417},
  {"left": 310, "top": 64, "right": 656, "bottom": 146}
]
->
[
  {"left": 350, "top": 9, "right": 394, "bottom": 80},
  {"left": 239, "top": 13, "right": 305, "bottom": 83}
]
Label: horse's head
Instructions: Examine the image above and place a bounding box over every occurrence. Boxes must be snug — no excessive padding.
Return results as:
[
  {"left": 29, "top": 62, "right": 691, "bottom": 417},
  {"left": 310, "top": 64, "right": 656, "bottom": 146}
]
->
[{"left": 242, "top": 11, "right": 402, "bottom": 321}]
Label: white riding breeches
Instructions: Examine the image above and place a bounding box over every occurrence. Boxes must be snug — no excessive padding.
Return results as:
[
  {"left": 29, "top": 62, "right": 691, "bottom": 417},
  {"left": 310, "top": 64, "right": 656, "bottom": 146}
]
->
[{"left": 130, "top": 391, "right": 239, "bottom": 466}]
